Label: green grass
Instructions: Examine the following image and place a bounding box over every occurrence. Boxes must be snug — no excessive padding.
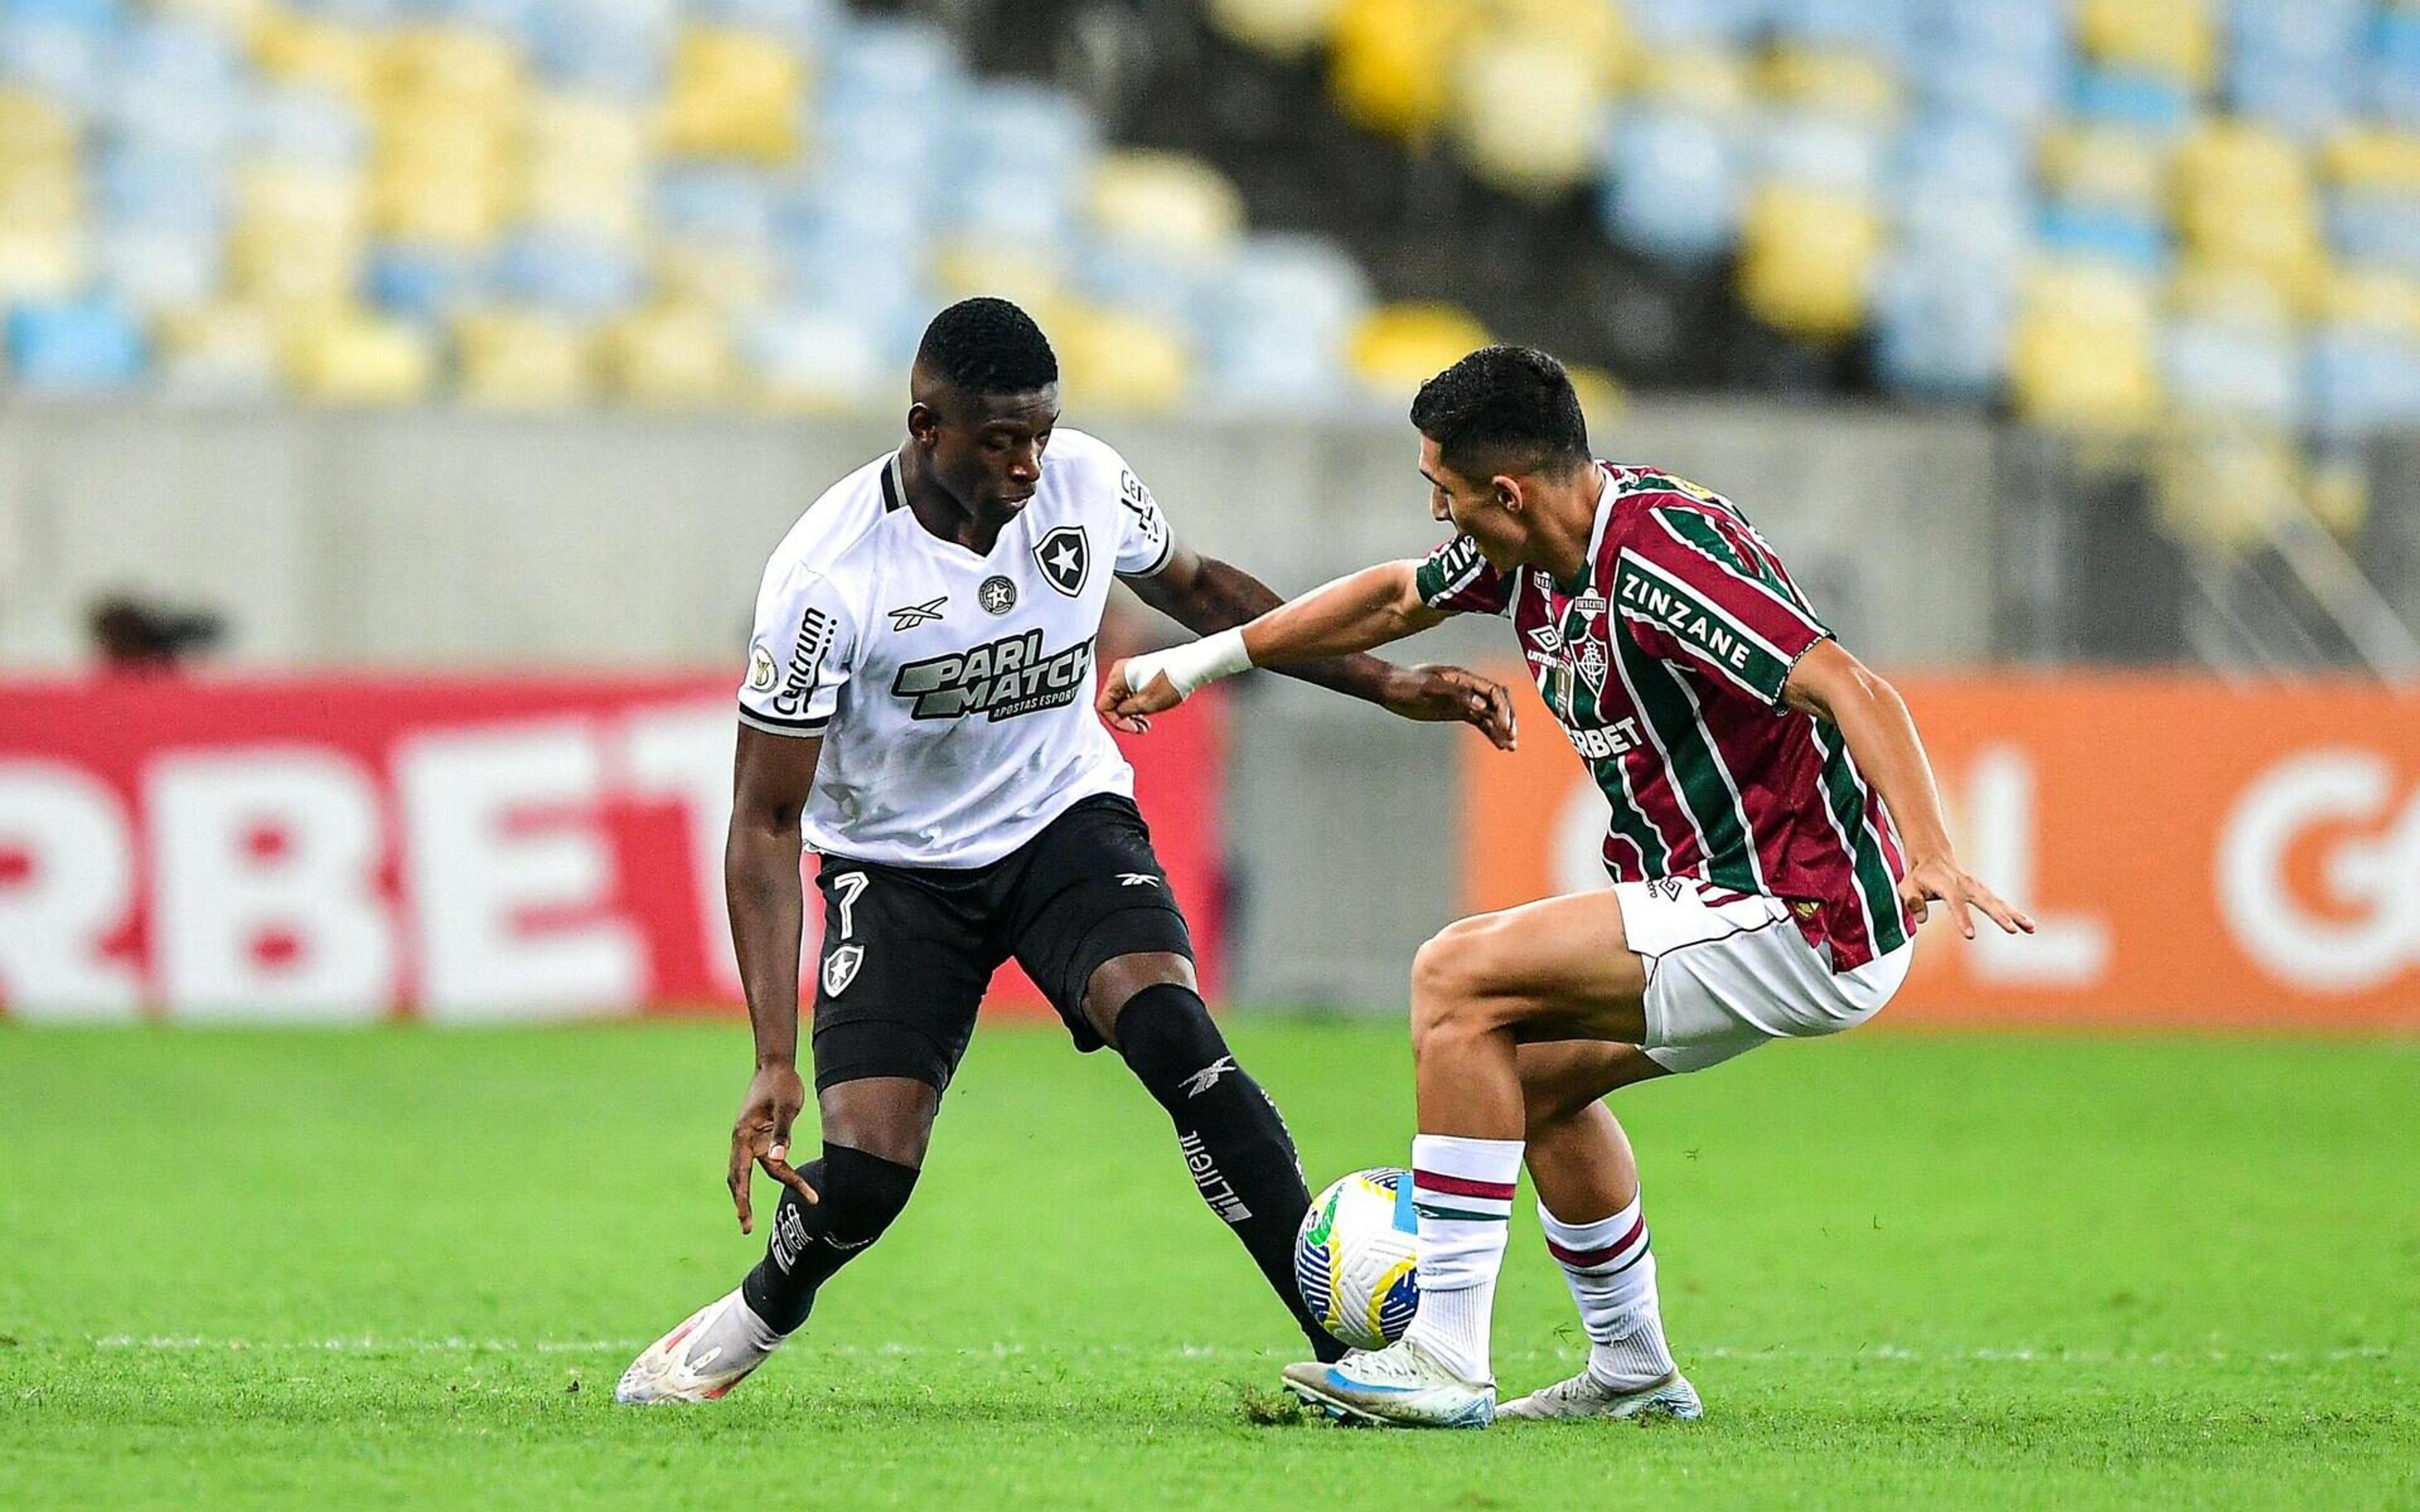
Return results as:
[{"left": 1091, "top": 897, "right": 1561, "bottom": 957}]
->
[{"left": 1, "top": 1022, "right": 2415, "bottom": 1511}]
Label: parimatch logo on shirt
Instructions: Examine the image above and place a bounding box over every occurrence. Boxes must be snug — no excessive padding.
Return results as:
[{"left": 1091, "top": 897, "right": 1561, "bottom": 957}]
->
[{"left": 890, "top": 631, "right": 1097, "bottom": 721}]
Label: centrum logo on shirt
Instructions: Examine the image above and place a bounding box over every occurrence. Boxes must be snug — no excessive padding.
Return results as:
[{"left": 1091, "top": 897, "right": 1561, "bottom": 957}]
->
[{"left": 890, "top": 632, "right": 1096, "bottom": 721}]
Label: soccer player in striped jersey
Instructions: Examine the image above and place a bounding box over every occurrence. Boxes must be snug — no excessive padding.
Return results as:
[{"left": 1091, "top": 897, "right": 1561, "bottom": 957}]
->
[{"left": 1100, "top": 345, "right": 2034, "bottom": 1428}]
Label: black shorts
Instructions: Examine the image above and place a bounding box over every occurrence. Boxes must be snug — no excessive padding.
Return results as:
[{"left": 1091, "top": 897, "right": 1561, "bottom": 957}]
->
[{"left": 808, "top": 793, "right": 1194, "bottom": 1094}]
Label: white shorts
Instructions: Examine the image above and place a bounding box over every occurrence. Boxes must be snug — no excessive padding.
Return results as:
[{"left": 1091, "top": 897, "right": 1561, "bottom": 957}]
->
[{"left": 1613, "top": 878, "right": 1913, "bottom": 1074}]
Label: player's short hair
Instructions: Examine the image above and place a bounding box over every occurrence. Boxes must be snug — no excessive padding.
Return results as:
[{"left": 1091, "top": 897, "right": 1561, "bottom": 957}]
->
[
  {"left": 1410, "top": 345, "right": 1590, "bottom": 478},
  {"left": 914, "top": 297, "right": 1059, "bottom": 398}
]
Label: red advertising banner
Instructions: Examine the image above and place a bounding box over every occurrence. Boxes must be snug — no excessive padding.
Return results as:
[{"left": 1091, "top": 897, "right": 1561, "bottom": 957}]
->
[
  {"left": 0, "top": 675, "right": 1223, "bottom": 1022},
  {"left": 1463, "top": 670, "right": 2420, "bottom": 1033}
]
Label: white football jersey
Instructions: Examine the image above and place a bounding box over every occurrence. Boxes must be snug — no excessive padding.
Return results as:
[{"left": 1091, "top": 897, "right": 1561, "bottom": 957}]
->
[{"left": 737, "top": 427, "right": 1177, "bottom": 868}]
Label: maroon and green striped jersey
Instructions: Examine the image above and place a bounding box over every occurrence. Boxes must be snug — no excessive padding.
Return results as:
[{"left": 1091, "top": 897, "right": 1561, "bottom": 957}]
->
[{"left": 1414, "top": 463, "right": 1913, "bottom": 971}]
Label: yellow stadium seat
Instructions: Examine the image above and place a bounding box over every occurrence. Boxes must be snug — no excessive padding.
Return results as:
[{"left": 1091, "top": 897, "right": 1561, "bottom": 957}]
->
[
  {"left": 285, "top": 306, "right": 438, "bottom": 403},
  {"left": 930, "top": 240, "right": 1065, "bottom": 311},
  {"left": 1761, "top": 47, "right": 1899, "bottom": 123},
  {"left": 1330, "top": 0, "right": 1466, "bottom": 144},
  {"left": 0, "top": 225, "right": 84, "bottom": 300},
  {"left": 1453, "top": 31, "right": 1603, "bottom": 194},
  {"left": 2077, "top": 0, "right": 2215, "bottom": 89},
  {"left": 453, "top": 307, "right": 596, "bottom": 408},
  {"left": 661, "top": 26, "right": 804, "bottom": 164},
  {"left": 2038, "top": 124, "right": 2167, "bottom": 208},
  {"left": 1349, "top": 301, "right": 1490, "bottom": 397},
  {"left": 0, "top": 88, "right": 76, "bottom": 158},
  {"left": 2154, "top": 425, "right": 2296, "bottom": 552},
  {"left": 253, "top": 13, "right": 380, "bottom": 103},
  {"left": 2315, "top": 268, "right": 2420, "bottom": 336},
  {"left": 373, "top": 107, "right": 510, "bottom": 245},
  {"left": 229, "top": 162, "right": 365, "bottom": 304},
  {"left": 2008, "top": 262, "right": 2162, "bottom": 431},
  {"left": 1052, "top": 304, "right": 1192, "bottom": 413},
  {"left": 0, "top": 159, "right": 81, "bottom": 232},
  {"left": 2322, "top": 128, "right": 2420, "bottom": 190},
  {"left": 1736, "top": 185, "right": 1881, "bottom": 343},
  {"left": 377, "top": 25, "right": 523, "bottom": 117},
  {"left": 1564, "top": 360, "right": 1625, "bottom": 428},
  {"left": 519, "top": 94, "right": 650, "bottom": 241},
  {"left": 1088, "top": 151, "right": 1246, "bottom": 265},
  {"left": 2167, "top": 261, "right": 2291, "bottom": 324},
  {"left": 1477, "top": 0, "right": 1630, "bottom": 90},
  {"left": 654, "top": 238, "right": 778, "bottom": 316},
  {"left": 156, "top": 301, "right": 282, "bottom": 396},
  {"left": 1207, "top": 0, "right": 1340, "bottom": 60},
  {"left": 603, "top": 303, "right": 738, "bottom": 408},
  {"left": 2172, "top": 123, "right": 2324, "bottom": 306},
  {"left": 1634, "top": 45, "right": 1752, "bottom": 113}
]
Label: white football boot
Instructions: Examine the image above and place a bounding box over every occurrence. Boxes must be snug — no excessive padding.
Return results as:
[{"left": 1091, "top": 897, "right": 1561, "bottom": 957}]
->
[
  {"left": 1497, "top": 1367, "right": 1702, "bottom": 1423},
  {"left": 1281, "top": 1338, "right": 1496, "bottom": 1428},
  {"left": 613, "top": 1288, "right": 785, "bottom": 1404}
]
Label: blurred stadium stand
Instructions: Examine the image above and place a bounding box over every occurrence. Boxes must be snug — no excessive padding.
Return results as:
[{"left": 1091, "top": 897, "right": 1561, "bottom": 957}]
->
[{"left": 1, "top": 0, "right": 2418, "bottom": 673}]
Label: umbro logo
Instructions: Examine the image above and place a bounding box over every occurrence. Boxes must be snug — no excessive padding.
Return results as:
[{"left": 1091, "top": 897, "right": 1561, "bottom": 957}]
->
[
  {"left": 1180, "top": 1056, "right": 1236, "bottom": 1098},
  {"left": 1117, "top": 873, "right": 1160, "bottom": 887},
  {"left": 888, "top": 596, "right": 947, "bottom": 631}
]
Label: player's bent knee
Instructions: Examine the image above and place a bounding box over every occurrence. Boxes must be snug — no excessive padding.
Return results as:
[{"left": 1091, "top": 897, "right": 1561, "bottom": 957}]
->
[{"left": 809, "top": 1143, "right": 921, "bottom": 1247}]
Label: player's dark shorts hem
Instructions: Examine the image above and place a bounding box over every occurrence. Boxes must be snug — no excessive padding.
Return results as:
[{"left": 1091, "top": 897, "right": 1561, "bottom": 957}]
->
[
  {"left": 810, "top": 1017, "right": 964, "bottom": 1095},
  {"left": 806, "top": 793, "right": 1195, "bottom": 1091}
]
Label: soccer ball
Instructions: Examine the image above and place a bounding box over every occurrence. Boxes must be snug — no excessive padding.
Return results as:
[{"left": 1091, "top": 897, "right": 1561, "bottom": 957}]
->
[{"left": 1294, "top": 1167, "right": 1420, "bottom": 1350}]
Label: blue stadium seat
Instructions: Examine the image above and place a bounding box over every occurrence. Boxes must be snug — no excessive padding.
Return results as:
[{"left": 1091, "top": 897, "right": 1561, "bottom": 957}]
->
[
  {"left": 2071, "top": 66, "right": 2194, "bottom": 134},
  {"left": 368, "top": 242, "right": 490, "bottom": 321},
  {"left": 1873, "top": 247, "right": 2014, "bottom": 399},
  {"left": 492, "top": 229, "right": 644, "bottom": 315},
  {"left": 2039, "top": 202, "right": 2170, "bottom": 274},
  {"left": 1600, "top": 109, "right": 1739, "bottom": 265},
  {"left": 5, "top": 293, "right": 146, "bottom": 389}
]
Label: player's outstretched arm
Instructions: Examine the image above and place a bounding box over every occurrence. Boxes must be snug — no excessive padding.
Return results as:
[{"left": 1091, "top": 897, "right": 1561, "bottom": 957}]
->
[
  {"left": 1105, "top": 556, "right": 1513, "bottom": 747},
  {"left": 1781, "top": 641, "right": 2036, "bottom": 941},
  {"left": 723, "top": 724, "right": 826, "bottom": 1232}
]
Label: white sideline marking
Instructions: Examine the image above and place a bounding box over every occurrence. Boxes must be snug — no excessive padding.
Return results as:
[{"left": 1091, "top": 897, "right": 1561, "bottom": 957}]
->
[{"left": 80, "top": 1336, "right": 2402, "bottom": 1365}]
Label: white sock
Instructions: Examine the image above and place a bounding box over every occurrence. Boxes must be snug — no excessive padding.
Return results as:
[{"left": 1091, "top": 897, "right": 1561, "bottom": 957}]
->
[
  {"left": 1539, "top": 1194, "right": 1676, "bottom": 1390},
  {"left": 1399, "top": 1134, "right": 1523, "bottom": 1385}
]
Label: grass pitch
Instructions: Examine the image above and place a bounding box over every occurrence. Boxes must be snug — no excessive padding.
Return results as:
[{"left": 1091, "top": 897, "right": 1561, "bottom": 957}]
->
[{"left": 1, "top": 1021, "right": 2414, "bottom": 1511}]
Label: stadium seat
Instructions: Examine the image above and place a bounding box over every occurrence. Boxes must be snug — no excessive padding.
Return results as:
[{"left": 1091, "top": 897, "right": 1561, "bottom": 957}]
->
[
  {"left": 1451, "top": 29, "right": 1601, "bottom": 195},
  {"left": 2153, "top": 425, "right": 2298, "bottom": 552},
  {"left": 2075, "top": 0, "right": 2215, "bottom": 90},
  {"left": 2008, "top": 261, "right": 2162, "bottom": 430},
  {"left": 1052, "top": 302, "right": 1190, "bottom": 413},
  {"left": 1761, "top": 45, "right": 1899, "bottom": 125},
  {"left": 660, "top": 25, "right": 803, "bottom": 163},
  {"left": 153, "top": 299, "right": 279, "bottom": 398},
  {"left": 1348, "top": 301, "right": 1489, "bottom": 399},
  {"left": 739, "top": 302, "right": 882, "bottom": 411},
  {"left": 284, "top": 304, "right": 437, "bottom": 401},
  {"left": 1737, "top": 183, "right": 1880, "bottom": 342},
  {"left": 1087, "top": 151, "right": 1245, "bottom": 269},
  {"left": 1328, "top": 0, "right": 1458, "bottom": 144},
  {"left": 601, "top": 300, "right": 736, "bottom": 406},
  {"left": 520, "top": 92, "right": 650, "bottom": 241},
  {"left": 4, "top": 293, "right": 145, "bottom": 389},
  {"left": 1206, "top": 0, "right": 1338, "bottom": 61},
  {"left": 1601, "top": 107, "right": 1739, "bottom": 264},
  {"left": 452, "top": 305, "right": 596, "bottom": 407}
]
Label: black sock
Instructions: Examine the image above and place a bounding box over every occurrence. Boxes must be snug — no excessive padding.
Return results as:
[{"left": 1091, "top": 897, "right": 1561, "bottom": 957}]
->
[
  {"left": 1117, "top": 983, "right": 1347, "bottom": 1363},
  {"left": 739, "top": 1143, "right": 921, "bottom": 1335}
]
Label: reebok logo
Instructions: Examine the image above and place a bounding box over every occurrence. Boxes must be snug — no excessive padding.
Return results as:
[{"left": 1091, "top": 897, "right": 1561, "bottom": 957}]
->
[
  {"left": 888, "top": 596, "right": 947, "bottom": 631},
  {"left": 1118, "top": 873, "right": 1160, "bottom": 888},
  {"left": 1180, "top": 1056, "right": 1235, "bottom": 1098}
]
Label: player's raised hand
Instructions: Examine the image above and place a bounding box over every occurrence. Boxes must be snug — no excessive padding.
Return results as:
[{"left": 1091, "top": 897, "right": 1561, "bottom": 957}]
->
[
  {"left": 1096, "top": 656, "right": 1183, "bottom": 734},
  {"left": 1899, "top": 855, "right": 2036, "bottom": 941},
  {"left": 727, "top": 1062, "right": 818, "bottom": 1233},
  {"left": 1378, "top": 664, "right": 1518, "bottom": 751}
]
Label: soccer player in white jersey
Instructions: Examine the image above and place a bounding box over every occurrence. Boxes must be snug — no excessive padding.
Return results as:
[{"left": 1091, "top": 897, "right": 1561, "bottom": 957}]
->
[
  {"left": 1103, "top": 346, "right": 2032, "bottom": 1428},
  {"left": 615, "top": 299, "right": 1516, "bottom": 1404}
]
